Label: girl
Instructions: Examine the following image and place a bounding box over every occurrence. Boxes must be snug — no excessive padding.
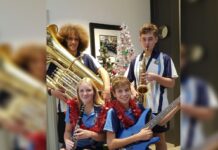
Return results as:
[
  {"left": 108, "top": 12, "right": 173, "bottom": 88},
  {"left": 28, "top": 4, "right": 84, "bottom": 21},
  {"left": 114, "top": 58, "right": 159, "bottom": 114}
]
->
[{"left": 64, "top": 77, "right": 108, "bottom": 150}]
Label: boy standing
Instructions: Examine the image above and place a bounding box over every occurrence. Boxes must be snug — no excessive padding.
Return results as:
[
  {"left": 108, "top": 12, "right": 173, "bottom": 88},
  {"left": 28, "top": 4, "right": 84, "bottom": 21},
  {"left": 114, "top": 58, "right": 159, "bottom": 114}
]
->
[{"left": 125, "top": 23, "right": 178, "bottom": 150}]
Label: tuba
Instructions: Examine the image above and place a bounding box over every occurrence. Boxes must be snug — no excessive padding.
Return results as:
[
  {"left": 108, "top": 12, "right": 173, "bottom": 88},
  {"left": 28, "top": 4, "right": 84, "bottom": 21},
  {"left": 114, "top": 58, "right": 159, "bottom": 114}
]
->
[
  {"left": 46, "top": 24, "right": 104, "bottom": 98},
  {"left": 0, "top": 46, "right": 46, "bottom": 132},
  {"left": 137, "top": 48, "right": 150, "bottom": 105}
]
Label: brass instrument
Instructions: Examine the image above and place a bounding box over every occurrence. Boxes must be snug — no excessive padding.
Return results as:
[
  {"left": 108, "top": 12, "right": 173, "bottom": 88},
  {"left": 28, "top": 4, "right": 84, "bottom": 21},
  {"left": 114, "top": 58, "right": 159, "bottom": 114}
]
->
[
  {"left": 137, "top": 48, "right": 150, "bottom": 105},
  {"left": 46, "top": 24, "right": 104, "bottom": 98},
  {"left": 0, "top": 46, "right": 46, "bottom": 132}
]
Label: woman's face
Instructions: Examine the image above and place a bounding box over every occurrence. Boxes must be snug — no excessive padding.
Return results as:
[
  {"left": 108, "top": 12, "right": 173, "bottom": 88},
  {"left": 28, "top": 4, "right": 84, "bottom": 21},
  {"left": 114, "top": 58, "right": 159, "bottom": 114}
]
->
[
  {"left": 66, "top": 33, "right": 79, "bottom": 53},
  {"left": 78, "top": 82, "right": 95, "bottom": 105}
]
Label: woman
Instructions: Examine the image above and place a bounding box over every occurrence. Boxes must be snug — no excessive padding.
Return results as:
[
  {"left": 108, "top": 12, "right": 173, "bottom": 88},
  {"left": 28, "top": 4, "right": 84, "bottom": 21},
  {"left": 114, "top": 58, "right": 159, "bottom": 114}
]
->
[{"left": 64, "top": 77, "right": 107, "bottom": 150}]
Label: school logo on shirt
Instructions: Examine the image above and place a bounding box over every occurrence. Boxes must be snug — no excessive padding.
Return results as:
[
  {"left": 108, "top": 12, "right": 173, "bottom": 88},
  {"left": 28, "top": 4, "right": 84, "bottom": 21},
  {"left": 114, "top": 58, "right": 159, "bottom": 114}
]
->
[{"left": 154, "top": 60, "right": 160, "bottom": 65}]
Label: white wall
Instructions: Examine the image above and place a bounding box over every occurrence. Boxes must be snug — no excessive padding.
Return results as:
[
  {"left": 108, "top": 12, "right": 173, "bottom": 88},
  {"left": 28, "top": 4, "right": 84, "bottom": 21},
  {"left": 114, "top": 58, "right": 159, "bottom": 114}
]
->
[
  {"left": 0, "top": 0, "right": 45, "bottom": 48},
  {"left": 47, "top": 0, "right": 150, "bottom": 55}
]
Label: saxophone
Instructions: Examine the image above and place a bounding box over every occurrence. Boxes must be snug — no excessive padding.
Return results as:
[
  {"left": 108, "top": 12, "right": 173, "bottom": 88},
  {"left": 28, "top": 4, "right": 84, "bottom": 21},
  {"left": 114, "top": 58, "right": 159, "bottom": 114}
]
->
[
  {"left": 137, "top": 48, "right": 150, "bottom": 105},
  {"left": 71, "top": 104, "right": 85, "bottom": 150}
]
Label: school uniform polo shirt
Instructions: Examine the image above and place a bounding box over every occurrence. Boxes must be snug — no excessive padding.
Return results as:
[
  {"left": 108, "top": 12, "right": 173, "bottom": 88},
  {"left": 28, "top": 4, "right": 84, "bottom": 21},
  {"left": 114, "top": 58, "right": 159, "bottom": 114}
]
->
[
  {"left": 125, "top": 49, "right": 178, "bottom": 113},
  {"left": 103, "top": 103, "right": 145, "bottom": 136},
  {"left": 65, "top": 106, "right": 102, "bottom": 148},
  {"left": 181, "top": 76, "right": 218, "bottom": 149}
]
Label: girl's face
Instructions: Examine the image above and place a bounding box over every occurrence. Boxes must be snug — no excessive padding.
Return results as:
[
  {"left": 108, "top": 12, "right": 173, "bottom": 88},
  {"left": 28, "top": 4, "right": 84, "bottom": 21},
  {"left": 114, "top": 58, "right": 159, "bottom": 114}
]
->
[
  {"left": 66, "top": 33, "right": 79, "bottom": 53},
  {"left": 78, "top": 82, "right": 95, "bottom": 105},
  {"left": 113, "top": 85, "right": 131, "bottom": 106}
]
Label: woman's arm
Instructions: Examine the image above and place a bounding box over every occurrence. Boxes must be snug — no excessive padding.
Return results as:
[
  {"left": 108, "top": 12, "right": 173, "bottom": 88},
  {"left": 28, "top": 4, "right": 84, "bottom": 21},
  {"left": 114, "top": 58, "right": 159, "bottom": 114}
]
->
[
  {"left": 106, "top": 128, "right": 153, "bottom": 150},
  {"left": 75, "top": 128, "right": 105, "bottom": 142},
  {"left": 64, "top": 123, "right": 74, "bottom": 150}
]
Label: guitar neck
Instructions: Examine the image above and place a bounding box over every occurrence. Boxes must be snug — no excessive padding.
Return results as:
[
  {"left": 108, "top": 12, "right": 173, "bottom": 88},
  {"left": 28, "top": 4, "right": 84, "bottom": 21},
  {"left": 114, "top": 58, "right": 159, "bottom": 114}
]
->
[{"left": 145, "top": 97, "right": 180, "bottom": 129}]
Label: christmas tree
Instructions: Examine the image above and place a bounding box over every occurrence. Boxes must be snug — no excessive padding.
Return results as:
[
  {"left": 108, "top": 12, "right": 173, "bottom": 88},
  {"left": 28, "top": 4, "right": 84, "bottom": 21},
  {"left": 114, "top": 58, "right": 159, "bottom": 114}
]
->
[
  {"left": 97, "top": 24, "right": 135, "bottom": 77},
  {"left": 115, "top": 23, "right": 135, "bottom": 75},
  {"left": 97, "top": 44, "right": 117, "bottom": 78}
]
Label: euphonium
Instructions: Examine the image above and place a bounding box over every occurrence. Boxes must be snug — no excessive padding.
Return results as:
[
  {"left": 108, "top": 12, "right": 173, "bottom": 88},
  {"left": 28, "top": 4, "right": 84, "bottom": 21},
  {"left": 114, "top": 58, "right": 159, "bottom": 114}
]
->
[
  {"left": 137, "top": 48, "right": 150, "bottom": 104},
  {"left": 0, "top": 47, "right": 46, "bottom": 132},
  {"left": 46, "top": 24, "right": 104, "bottom": 98}
]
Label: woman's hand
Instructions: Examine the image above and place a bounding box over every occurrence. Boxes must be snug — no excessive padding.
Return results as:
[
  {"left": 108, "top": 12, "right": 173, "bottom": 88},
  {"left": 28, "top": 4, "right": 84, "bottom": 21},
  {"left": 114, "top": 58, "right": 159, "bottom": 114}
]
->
[
  {"left": 74, "top": 128, "right": 93, "bottom": 140},
  {"left": 65, "top": 139, "right": 74, "bottom": 150}
]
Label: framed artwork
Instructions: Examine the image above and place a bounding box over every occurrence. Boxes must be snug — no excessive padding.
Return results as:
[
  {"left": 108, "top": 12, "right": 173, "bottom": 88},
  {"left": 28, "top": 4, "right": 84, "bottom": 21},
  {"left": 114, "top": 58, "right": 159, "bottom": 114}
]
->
[{"left": 89, "top": 23, "right": 121, "bottom": 59}]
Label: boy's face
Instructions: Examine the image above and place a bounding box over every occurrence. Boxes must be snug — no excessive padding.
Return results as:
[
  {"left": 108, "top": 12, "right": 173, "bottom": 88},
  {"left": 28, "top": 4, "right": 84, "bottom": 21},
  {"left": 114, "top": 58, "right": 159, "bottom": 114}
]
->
[
  {"left": 113, "top": 85, "right": 131, "bottom": 105},
  {"left": 139, "top": 32, "right": 158, "bottom": 51}
]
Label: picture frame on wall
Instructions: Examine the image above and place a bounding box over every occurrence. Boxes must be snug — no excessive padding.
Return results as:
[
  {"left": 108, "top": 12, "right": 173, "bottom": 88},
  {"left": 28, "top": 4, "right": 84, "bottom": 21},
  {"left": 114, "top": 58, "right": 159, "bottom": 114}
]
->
[{"left": 89, "top": 23, "right": 121, "bottom": 59}]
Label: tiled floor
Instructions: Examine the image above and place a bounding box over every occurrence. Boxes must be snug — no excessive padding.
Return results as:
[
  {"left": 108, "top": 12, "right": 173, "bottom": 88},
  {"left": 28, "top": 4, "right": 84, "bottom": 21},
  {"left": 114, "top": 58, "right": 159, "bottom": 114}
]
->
[{"left": 150, "top": 143, "right": 180, "bottom": 150}]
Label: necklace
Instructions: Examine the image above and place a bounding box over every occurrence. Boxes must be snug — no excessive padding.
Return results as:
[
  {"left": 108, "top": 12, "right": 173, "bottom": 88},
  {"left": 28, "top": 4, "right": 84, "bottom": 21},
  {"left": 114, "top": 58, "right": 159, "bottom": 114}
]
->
[
  {"left": 67, "top": 99, "right": 111, "bottom": 132},
  {"left": 111, "top": 99, "right": 142, "bottom": 128}
]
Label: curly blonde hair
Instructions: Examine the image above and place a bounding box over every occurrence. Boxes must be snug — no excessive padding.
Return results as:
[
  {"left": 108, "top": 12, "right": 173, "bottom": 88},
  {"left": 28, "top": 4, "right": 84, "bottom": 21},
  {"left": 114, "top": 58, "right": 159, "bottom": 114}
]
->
[
  {"left": 59, "top": 24, "right": 89, "bottom": 52},
  {"left": 77, "top": 77, "right": 104, "bottom": 106}
]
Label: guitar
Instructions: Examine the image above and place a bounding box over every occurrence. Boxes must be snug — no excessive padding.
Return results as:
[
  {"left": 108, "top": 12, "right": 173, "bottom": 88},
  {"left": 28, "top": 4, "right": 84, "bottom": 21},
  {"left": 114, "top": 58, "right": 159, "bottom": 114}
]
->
[{"left": 118, "top": 97, "right": 180, "bottom": 150}]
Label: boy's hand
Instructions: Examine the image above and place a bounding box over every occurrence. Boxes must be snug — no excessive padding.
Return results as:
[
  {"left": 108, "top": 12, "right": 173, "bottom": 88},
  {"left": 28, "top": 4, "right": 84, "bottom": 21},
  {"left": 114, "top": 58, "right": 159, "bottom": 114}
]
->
[
  {"left": 131, "top": 88, "right": 138, "bottom": 99},
  {"left": 140, "top": 73, "right": 147, "bottom": 84},
  {"left": 145, "top": 72, "right": 157, "bottom": 82},
  {"left": 136, "top": 127, "right": 153, "bottom": 141}
]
